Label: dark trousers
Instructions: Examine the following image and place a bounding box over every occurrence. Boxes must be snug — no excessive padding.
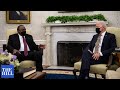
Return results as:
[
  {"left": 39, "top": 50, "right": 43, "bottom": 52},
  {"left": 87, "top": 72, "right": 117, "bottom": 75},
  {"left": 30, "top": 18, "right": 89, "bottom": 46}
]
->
[
  {"left": 79, "top": 49, "right": 108, "bottom": 78},
  {"left": 15, "top": 51, "right": 43, "bottom": 71}
]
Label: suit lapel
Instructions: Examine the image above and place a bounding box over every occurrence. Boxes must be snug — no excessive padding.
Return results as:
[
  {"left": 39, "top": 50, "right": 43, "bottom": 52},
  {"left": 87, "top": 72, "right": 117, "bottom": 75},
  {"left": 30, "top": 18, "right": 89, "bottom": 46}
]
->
[
  {"left": 101, "top": 32, "right": 108, "bottom": 47},
  {"left": 16, "top": 34, "right": 20, "bottom": 49},
  {"left": 93, "top": 32, "right": 108, "bottom": 50},
  {"left": 25, "top": 35, "right": 30, "bottom": 47},
  {"left": 93, "top": 34, "right": 99, "bottom": 47}
]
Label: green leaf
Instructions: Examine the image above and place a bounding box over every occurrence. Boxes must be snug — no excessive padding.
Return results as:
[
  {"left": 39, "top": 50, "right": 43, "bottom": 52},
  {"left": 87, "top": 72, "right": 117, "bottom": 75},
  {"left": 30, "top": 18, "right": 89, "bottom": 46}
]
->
[{"left": 46, "top": 14, "right": 107, "bottom": 23}]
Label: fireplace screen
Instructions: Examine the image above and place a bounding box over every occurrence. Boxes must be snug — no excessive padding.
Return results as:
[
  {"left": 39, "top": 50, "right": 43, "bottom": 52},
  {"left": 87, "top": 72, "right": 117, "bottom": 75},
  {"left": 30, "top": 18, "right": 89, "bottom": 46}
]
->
[{"left": 57, "top": 41, "right": 89, "bottom": 67}]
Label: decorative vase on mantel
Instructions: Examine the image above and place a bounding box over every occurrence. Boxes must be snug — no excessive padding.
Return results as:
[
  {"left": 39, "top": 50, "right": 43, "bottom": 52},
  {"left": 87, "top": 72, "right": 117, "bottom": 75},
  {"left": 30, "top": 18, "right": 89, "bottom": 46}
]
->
[
  {"left": 89, "top": 19, "right": 98, "bottom": 23},
  {"left": 55, "top": 20, "right": 61, "bottom": 23}
]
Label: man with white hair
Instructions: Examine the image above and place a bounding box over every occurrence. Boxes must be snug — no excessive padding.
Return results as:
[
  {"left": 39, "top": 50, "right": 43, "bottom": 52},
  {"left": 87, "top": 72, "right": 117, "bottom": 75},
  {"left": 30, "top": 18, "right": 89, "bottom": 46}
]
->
[{"left": 78, "top": 21, "right": 117, "bottom": 79}]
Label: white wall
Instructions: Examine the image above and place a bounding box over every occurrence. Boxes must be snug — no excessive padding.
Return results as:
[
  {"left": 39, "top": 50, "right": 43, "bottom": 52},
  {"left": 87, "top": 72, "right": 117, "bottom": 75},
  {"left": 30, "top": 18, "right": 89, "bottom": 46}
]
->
[{"left": 0, "top": 11, "right": 120, "bottom": 47}]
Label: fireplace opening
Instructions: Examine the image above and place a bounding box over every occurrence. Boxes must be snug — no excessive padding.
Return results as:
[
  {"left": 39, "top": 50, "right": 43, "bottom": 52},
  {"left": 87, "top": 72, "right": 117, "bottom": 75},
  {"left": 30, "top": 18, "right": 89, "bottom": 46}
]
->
[{"left": 57, "top": 41, "right": 89, "bottom": 67}]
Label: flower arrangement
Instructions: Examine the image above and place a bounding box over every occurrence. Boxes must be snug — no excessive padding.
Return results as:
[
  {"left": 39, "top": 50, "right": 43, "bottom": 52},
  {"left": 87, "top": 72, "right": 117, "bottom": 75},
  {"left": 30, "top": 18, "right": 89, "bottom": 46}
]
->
[{"left": 0, "top": 50, "right": 20, "bottom": 72}]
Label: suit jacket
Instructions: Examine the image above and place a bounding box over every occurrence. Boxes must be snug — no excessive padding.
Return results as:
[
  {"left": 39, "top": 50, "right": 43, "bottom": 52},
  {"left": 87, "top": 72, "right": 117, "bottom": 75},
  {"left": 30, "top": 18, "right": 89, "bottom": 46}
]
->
[
  {"left": 7, "top": 33, "right": 38, "bottom": 53},
  {"left": 9, "top": 11, "right": 27, "bottom": 20},
  {"left": 88, "top": 32, "right": 117, "bottom": 58}
]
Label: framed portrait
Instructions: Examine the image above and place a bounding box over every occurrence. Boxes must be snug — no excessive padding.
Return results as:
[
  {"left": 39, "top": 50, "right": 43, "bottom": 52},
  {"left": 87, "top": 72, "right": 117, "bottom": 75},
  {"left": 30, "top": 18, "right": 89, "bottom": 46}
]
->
[{"left": 6, "top": 11, "right": 31, "bottom": 24}]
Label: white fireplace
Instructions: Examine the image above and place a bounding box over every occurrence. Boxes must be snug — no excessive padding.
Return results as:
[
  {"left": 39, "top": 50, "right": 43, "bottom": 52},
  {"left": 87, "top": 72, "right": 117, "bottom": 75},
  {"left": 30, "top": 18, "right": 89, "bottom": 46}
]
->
[{"left": 43, "top": 22, "right": 97, "bottom": 66}]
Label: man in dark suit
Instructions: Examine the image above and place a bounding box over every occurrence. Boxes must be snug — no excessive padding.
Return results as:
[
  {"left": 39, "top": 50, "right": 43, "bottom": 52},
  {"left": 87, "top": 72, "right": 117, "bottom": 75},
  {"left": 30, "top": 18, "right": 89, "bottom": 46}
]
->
[
  {"left": 7, "top": 25, "right": 45, "bottom": 71},
  {"left": 78, "top": 21, "right": 117, "bottom": 79},
  {"left": 9, "top": 11, "right": 27, "bottom": 20}
]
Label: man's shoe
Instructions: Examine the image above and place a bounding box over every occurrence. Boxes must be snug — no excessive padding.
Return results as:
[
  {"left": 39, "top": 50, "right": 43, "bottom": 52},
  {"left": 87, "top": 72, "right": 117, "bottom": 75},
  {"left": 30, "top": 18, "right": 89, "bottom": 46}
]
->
[
  {"left": 36, "top": 68, "right": 43, "bottom": 72},
  {"left": 78, "top": 75, "right": 85, "bottom": 79},
  {"left": 78, "top": 75, "right": 89, "bottom": 79},
  {"left": 84, "top": 76, "right": 89, "bottom": 79}
]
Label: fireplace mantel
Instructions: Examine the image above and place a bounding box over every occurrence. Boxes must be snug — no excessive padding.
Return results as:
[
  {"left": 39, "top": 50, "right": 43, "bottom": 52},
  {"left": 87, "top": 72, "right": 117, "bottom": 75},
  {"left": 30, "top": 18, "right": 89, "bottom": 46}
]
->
[
  {"left": 42, "top": 22, "right": 107, "bottom": 66},
  {"left": 42, "top": 22, "right": 96, "bottom": 27},
  {"left": 42, "top": 22, "right": 108, "bottom": 27}
]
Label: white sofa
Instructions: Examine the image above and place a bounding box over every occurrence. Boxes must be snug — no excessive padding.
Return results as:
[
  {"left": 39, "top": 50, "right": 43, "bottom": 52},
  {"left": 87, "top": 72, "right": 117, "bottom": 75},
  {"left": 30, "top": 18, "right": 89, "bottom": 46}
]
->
[{"left": 106, "top": 67, "right": 120, "bottom": 79}]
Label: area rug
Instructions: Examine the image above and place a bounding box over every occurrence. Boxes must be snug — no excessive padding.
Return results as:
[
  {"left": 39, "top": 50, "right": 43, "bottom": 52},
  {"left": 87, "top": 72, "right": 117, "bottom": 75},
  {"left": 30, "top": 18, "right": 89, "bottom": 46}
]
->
[
  {"left": 44, "top": 73, "right": 77, "bottom": 79},
  {"left": 43, "top": 69, "right": 77, "bottom": 79},
  {"left": 43, "top": 70, "right": 103, "bottom": 79},
  {"left": 44, "top": 73, "right": 97, "bottom": 79},
  {"left": 29, "top": 66, "right": 103, "bottom": 79},
  {"left": 43, "top": 70, "right": 73, "bottom": 75},
  {"left": 23, "top": 67, "right": 103, "bottom": 79}
]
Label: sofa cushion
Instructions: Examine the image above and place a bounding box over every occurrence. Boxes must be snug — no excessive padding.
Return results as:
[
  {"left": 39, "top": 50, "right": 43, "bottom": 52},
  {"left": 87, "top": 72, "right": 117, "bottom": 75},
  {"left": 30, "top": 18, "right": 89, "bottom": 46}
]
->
[
  {"left": 106, "top": 70, "right": 120, "bottom": 79},
  {"left": 20, "top": 60, "right": 35, "bottom": 68},
  {"left": 106, "top": 27, "right": 120, "bottom": 47},
  {"left": 116, "top": 67, "right": 120, "bottom": 72},
  {"left": 74, "top": 61, "right": 81, "bottom": 70},
  {"left": 90, "top": 64, "right": 107, "bottom": 74},
  {"left": 74, "top": 61, "right": 108, "bottom": 75}
]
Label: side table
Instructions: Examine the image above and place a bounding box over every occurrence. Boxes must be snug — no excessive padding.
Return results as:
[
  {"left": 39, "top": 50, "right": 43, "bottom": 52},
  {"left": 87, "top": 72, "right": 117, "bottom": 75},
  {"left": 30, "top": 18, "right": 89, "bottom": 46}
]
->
[{"left": 24, "top": 72, "right": 46, "bottom": 79}]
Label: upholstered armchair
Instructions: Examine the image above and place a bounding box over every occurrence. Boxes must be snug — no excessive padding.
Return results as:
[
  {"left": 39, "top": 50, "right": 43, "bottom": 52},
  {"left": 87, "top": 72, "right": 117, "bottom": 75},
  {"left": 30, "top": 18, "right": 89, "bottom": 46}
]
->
[
  {"left": 106, "top": 53, "right": 120, "bottom": 79},
  {"left": 106, "top": 67, "right": 120, "bottom": 79},
  {"left": 73, "top": 27, "right": 120, "bottom": 79},
  {"left": 4, "top": 29, "right": 43, "bottom": 69}
]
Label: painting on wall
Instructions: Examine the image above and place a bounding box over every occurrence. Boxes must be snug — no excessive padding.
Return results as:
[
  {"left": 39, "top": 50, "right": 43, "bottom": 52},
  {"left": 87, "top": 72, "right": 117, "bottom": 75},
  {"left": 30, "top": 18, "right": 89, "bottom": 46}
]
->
[{"left": 6, "top": 11, "right": 30, "bottom": 24}]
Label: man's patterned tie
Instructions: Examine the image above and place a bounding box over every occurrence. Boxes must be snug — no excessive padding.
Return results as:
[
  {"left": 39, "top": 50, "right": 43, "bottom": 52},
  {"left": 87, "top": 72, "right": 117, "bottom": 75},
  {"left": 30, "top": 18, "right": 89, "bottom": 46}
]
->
[
  {"left": 22, "top": 36, "right": 28, "bottom": 56},
  {"left": 94, "top": 35, "right": 102, "bottom": 53}
]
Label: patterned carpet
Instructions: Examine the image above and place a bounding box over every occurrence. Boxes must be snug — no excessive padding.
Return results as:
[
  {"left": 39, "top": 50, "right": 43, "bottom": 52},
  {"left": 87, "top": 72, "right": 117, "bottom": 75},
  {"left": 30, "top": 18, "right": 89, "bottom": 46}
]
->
[
  {"left": 43, "top": 69, "right": 73, "bottom": 75},
  {"left": 42, "top": 65, "right": 73, "bottom": 75},
  {"left": 43, "top": 69, "right": 101, "bottom": 79},
  {"left": 23, "top": 66, "right": 103, "bottom": 79},
  {"left": 44, "top": 73, "right": 76, "bottom": 79},
  {"left": 43, "top": 70, "right": 103, "bottom": 79},
  {"left": 43, "top": 66, "right": 103, "bottom": 79},
  {"left": 43, "top": 66, "right": 76, "bottom": 79}
]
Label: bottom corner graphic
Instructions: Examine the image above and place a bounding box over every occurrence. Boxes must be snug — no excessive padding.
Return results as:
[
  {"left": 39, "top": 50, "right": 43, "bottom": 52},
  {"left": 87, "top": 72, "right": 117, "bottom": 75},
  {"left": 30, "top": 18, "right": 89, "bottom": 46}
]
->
[{"left": 1, "top": 65, "right": 14, "bottom": 78}]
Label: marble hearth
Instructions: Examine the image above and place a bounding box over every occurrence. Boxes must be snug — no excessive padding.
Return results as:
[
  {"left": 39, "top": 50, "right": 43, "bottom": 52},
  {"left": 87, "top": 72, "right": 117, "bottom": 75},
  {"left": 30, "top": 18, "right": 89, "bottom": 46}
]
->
[{"left": 43, "top": 22, "right": 97, "bottom": 66}]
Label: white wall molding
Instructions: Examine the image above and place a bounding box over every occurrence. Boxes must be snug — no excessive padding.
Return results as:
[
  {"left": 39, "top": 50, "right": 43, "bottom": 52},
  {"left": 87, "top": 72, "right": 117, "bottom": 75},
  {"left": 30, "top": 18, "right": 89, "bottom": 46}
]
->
[
  {"left": 42, "top": 22, "right": 108, "bottom": 27},
  {"left": 0, "top": 40, "right": 46, "bottom": 48}
]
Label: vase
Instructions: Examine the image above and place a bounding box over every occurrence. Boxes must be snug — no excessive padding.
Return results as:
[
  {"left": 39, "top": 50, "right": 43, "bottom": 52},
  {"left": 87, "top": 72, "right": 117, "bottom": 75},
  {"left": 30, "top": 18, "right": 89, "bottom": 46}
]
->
[{"left": 55, "top": 20, "right": 61, "bottom": 23}]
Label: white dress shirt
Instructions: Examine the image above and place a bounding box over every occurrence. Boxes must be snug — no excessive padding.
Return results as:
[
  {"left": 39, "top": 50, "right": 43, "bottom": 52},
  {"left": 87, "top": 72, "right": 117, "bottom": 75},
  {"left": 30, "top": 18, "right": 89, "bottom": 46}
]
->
[
  {"left": 93, "top": 31, "right": 106, "bottom": 56},
  {"left": 18, "top": 34, "right": 30, "bottom": 51}
]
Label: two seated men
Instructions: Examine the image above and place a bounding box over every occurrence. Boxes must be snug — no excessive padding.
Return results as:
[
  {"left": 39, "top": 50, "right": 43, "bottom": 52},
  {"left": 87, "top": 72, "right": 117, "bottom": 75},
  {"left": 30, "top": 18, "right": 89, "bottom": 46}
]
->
[{"left": 6, "top": 21, "right": 118, "bottom": 79}]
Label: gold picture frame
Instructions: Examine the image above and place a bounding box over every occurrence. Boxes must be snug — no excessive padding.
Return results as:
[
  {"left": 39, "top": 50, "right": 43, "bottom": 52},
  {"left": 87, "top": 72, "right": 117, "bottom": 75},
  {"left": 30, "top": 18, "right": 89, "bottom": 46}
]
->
[{"left": 6, "top": 11, "right": 30, "bottom": 24}]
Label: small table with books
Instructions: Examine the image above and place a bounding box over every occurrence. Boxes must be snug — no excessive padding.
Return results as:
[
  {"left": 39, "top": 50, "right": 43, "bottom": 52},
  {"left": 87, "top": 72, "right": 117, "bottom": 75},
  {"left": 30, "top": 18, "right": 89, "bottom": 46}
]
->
[{"left": 16, "top": 68, "right": 46, "bottom": 79}]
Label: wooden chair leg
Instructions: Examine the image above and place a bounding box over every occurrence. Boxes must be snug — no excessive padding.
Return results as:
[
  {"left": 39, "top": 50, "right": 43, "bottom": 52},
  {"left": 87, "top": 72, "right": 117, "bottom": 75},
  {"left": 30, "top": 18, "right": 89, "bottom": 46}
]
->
[
  {"left": 101, "top": 74, "right": 105, "bottom": 79},
  {"left": 94, "top": 73, "right": 97, "bottom": 79},
  {"left": 73, "top": 69, "right": 79, "bottom": 79}
]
